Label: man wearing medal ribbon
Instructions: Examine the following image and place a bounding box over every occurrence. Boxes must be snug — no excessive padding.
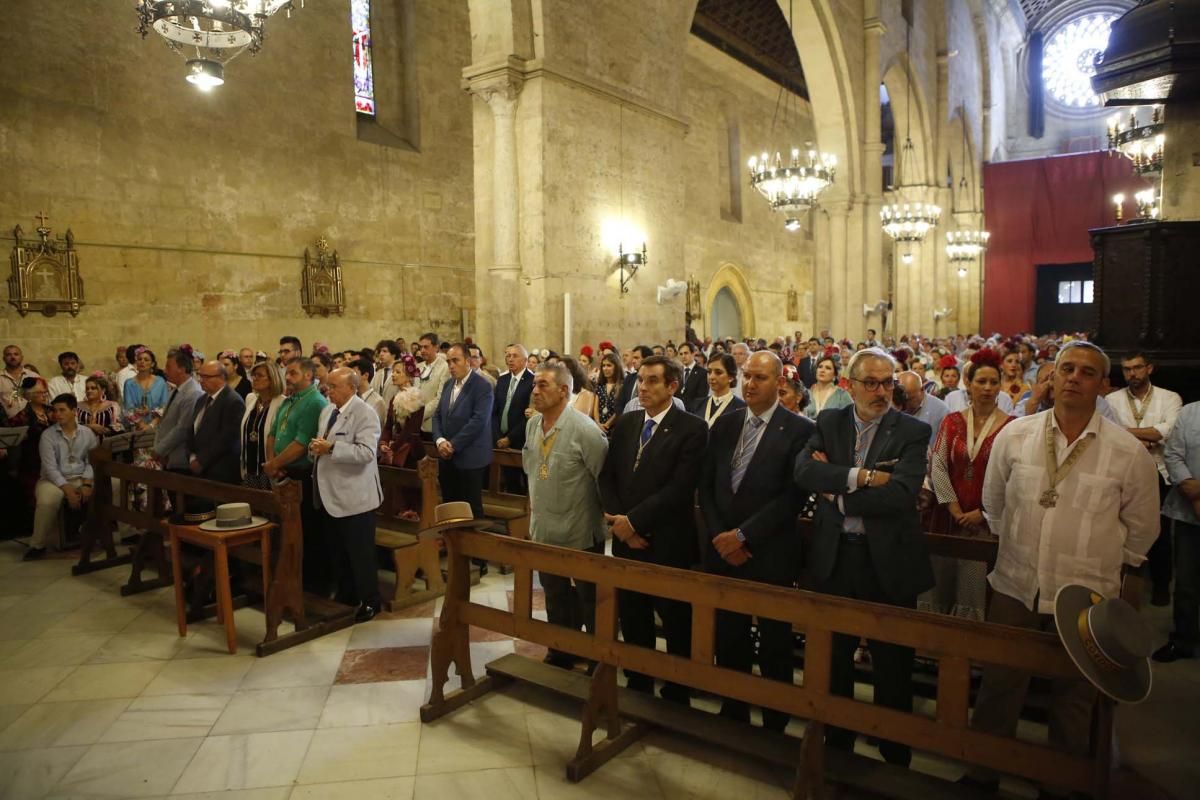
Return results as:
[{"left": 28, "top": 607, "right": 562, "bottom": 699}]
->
[
  {"left": 1108, "top": 352, "right": 1182, "bottom": 607},
  {"left": 521, "top": 361, "right": 608, "bottom": 669},
  {"left": 961, "top": 341, "right": 1160, "bottom": 793}
]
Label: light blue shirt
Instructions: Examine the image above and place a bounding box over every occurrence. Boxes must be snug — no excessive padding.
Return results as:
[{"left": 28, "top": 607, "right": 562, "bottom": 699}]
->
[
  {"left": 39, "top": 423, "right": 99, "bottom": 486},
  {"left": 1163, "top": 402, "right": 1200, "bottom": 526},
  {"left": 908, "top": 392, "right": 948, "bottom": 450},
  {"left": 840, "top": 410, "right": 881, "bottom": 535}
]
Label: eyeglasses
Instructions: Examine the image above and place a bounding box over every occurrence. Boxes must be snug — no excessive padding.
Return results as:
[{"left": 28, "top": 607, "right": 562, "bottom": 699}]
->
[{"left": 850, "top": 377, "right": 895, "bottom": 392}]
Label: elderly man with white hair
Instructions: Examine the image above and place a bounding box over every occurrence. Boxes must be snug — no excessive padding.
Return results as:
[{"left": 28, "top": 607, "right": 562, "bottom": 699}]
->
[{"left": 729, "top": 342, "right": 751, "bottom": 399}]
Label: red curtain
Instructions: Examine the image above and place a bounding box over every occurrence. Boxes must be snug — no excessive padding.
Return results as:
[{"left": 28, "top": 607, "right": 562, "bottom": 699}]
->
[{"left": 981, "top": 151, "right": 1149, "bottom": 335}]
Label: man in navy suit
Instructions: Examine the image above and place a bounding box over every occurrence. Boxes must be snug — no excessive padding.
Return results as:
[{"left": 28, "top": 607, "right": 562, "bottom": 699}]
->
[
  {"left": 433, "top": 343, "right": 495, "bottom": 568},
  {"left": 492, "top": 344, "right": 534, "bottom": 492},
  {"left": 675, "top": 342, "right": 708, "bottom": 416},
  {"left": 794, "top": 347, "right": 934, "bottom": 767},
  {"left": 186, "top": 361, "right": 245, "bottom": 485},
  {"left": 797, "top": 338, "right": 822, "bottom": 388},
  {"left": 700, "top": 351, "right": 813, "bottom": 731},
  {"left": 600, "top": 355, "right": 707, "bottom": 705}
]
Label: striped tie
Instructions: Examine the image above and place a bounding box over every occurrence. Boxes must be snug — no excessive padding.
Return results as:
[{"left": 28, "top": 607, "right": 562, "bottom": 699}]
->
[{"left": 730, "top": 415, "right": 765, "bottom": 493}]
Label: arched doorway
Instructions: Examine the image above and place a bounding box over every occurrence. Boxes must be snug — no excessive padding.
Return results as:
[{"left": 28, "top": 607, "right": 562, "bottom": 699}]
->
[{"left": 711, "top": 286, "right": 742, "bottom": 339}]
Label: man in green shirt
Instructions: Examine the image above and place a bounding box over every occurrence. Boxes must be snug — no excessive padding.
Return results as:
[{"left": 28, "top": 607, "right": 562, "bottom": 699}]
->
[
  {"left": 522, "top": 361, "right": 608, "bottom": 668},
  {"left": 264, "top": 357, "right": 330, "bottom": 593}
]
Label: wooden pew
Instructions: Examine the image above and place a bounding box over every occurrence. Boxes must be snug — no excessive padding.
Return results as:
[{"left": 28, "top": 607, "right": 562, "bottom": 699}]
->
[
  {"left": 83, "top": 449, "right": 355, "bottom": 656},
  {"left": 72, "top": 430, "right": 155, "bottom": 576},
  {"left": 420, "top": 529, "right": 1143, "bottom": 800},
  {"left": 375, "top": 456, "right": 446, "bottom": 610}
]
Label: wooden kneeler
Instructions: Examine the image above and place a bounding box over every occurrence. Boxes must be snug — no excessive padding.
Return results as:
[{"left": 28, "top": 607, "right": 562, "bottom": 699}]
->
[
  {"left": 376, "top": 529, "right": 446, "bottom": 611},
  {"left": 568, "top": 663, "right": 647, "bottom": 782}
]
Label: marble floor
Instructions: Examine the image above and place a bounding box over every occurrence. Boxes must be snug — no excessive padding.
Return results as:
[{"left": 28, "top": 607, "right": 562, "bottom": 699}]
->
[{"left": 0, "top": 539, "right": 1196, "bottom": 800}]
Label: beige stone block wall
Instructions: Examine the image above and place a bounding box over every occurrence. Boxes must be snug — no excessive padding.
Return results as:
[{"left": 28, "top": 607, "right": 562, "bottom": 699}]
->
[{"left": 0, "top": 0, "right": 475, "bottom": 373}]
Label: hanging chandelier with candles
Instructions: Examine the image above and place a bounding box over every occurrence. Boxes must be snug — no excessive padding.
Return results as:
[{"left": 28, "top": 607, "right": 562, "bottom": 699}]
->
[
  {"left": 943, "top": 104, "right": 989, "bottom": 276},
  {"left": 136, "top": 0, "right": 302, "bottom": 90},
  {"left": 881, "top": 21, "right": 940, "bottom": 247},
  {"left": 1106, "top": 106, "right": 1165, "bottom": 176},
  {"left": 748, "top": 148, "right": 837, "bottom": 232}
]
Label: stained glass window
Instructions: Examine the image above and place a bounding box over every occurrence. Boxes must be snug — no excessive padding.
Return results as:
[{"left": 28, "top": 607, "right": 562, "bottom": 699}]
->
[
  {"left": 352, "top": 0, "right": 375, "bottom": 115},
  {"left": 1042, "top": 13, "right": 1117, "bottom": 109}
]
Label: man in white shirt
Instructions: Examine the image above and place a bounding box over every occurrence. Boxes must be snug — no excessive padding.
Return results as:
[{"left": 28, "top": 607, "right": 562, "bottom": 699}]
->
[
  {"left": 1108, "top": 352, "right": 1183, "bottom": 606},
  {"left": 113, "top": 344, "right": 139, "bottom": 404},
  {"left": 1, "top": 344, "right": 41, "bottom": 418},
  {"left": 416, "top": 332, "right": 450, "bottom": 436},
  {"left": 371, "top": 340, "right": 401, "bottom": 406},
  {"left": 351, "top": 357, "right": 388, "bottom": 427},
  {"left": 960, "top": 341, "right": 1160, "bottom": 792},
  {"left": 46, "top": 351, "right": 88, "bottom": 402}
]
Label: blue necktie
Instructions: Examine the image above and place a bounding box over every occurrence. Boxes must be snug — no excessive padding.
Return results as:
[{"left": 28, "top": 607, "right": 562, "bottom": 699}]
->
[
  {"left": 640, "top": 418, "right": 655, "bottom": 447},
  {"left": 730, "top": 415, "right": 765, "bottom": 493}
]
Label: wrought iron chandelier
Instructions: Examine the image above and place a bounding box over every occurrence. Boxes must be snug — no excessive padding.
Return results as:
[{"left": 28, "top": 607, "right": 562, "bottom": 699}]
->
[
  {"left": 881, "top": 22, "right": 940, "bottom": 247},
  {"left": 746, "top": 0, "right": 835, "bottom": 231},
  {"left": 942, "top": 104, "right": 988, "bottom": 277},
  {"left": 748, "top": 148, "right": 837, "bottom": 232},
  {"left": 136, "top": 0, "right": 302, "bottom": 89},
  {"left": 1107, "top": 106, "right": 1165, "bottom": 176}
]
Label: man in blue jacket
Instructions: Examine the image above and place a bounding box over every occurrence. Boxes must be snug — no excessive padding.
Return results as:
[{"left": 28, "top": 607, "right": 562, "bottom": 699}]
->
[{"left": 433, "top": 343, "right": 495, "bottom": 571}]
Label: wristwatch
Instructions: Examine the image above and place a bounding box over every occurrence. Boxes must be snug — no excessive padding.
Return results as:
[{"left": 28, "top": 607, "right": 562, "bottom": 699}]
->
[{"left": 735, "top": 528, "right": 745, "bottom": 543}]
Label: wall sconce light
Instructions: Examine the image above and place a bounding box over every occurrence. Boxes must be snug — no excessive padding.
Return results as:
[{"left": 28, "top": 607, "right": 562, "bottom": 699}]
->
[
  {"left": 616, "top": 242, "right": 646, "bottom": 295},
  {"left": 1112, "top": 193, "right": 1125, "bottom": 223}
]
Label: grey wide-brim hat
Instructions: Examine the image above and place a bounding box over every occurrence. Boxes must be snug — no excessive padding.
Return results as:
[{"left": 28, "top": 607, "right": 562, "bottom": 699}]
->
[
  {"left": 1053, "top": 584, "right": 1152, "bottom": 704},
  {"left": 198, "top": 502, "right": 269, "bottom": 532}
]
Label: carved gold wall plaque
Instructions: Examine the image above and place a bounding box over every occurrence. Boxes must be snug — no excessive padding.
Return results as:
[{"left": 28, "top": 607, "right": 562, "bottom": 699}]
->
[
  {"left": 301, "top": 236, "right": 345, "bottom": 317},
  {"left": 8, "top": 213, "right": 85, "bottom": 317}
]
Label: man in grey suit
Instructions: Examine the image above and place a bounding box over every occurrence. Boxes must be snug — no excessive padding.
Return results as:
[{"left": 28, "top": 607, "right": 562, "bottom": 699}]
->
[
  {"left": 794, "top": 347, "right": 934, "bottom": 768},
  {"left": 154, "top": 347, "right": 203, "bottom": 472},
  {"left": 310, "top": 368, "right": 384, "bottom": 622}
]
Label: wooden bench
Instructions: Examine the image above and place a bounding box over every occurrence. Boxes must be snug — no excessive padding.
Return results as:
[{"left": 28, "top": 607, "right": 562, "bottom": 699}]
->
[
  {"left": 420, "top": 528, "right": 1153, "bottom": 800},
  {"left": 83, "top": 449, "right": 355, "bottom": 656},
  {"left": 376, "top": 457, "right": 446, "bottom": 610}
]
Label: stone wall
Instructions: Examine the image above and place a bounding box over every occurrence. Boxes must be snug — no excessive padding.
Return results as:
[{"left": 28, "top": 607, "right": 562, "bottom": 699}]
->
[{"left": 0, "top": 0, "right": 474, "bottom": 374}]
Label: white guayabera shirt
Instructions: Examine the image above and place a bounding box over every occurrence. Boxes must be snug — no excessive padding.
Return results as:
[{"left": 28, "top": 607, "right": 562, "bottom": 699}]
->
[{"left": 982, "top": 409, "right": 1161, "bottom": 614}]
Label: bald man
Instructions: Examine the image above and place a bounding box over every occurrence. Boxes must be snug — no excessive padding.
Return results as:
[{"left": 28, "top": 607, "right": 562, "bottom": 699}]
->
[
  {"left": 897, "top": 370, "right": 948, "bottom": 451},
  {"left": 186, "top": 360, "right": 246, "bottom": 485}
]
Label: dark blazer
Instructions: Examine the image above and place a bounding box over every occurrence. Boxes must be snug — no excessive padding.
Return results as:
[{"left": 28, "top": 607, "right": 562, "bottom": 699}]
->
[
  {"left": 433, "top": 371, "right": 495, "bottom": 470},
  {"left": 793, "top": 406, "right": 934, "bottom": 602},
  {"left": 492, "top": 369, "right": 533, "bottom": 449},
  {"left": 616, "top": 372, "right": 639, "bottom": 413},
  {"left": 675, "top": 364, "right": 708, "bottom": 415},
  {"left": 700, "top": 406, "right": 814, "bottom": 584},
  {"left": 599, "top": 405, "right": 707, "bottom": 568},
  {"left": 186, "top": 386, "right": 244, "bottom": 484},
  {"left": 700, "top": 394, "right": 746, "bottom": 427},
  {"left": 798, "top": 355, "right": 820, "bottom": 388}
]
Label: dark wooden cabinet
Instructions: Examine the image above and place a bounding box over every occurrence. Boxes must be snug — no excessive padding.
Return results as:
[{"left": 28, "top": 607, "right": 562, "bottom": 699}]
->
[{"left": 1091, "top": 220, "right": 1200, "bottom": 402}]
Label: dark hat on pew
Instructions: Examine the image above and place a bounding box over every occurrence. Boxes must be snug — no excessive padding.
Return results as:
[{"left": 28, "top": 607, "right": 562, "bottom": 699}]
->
[
  {"left": 419, "top": 501, "right": 491, "bottom": 536},
  {"left": 199, "top": 502, "right": 268, "bottom": 532},
  {"left": 1053, "top": 584, "right": 1152, "bottom": 704},
  {"left": 169, "top": 496, "right": 217, "bottom": 526}
]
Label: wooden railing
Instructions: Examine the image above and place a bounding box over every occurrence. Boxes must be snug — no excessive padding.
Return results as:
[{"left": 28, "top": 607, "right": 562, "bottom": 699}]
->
[
  {"left": 421, "top": 528, "right": 1119, "bottom": 800},
  {"left": 80, "top": 449, "right": 354, "bottom": 655}
]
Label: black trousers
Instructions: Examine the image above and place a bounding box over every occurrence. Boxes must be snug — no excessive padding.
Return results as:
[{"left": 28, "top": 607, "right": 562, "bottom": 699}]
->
[
  {"left": 820, "top": 540, "right": 916, "bottom": 767},
  {"left": 618, "top": 576, "right": 693, "bottom": 699},
  {"left": 540, "top": 540, "right": 604, "bottom": 660},
  {"left": 438, "top": 461, "right": 487, "bottom": 520},
  {"left": 1149, "top": 474, "right": 1173, "bottom": 592},
  {"left": 288, "top": 467, "right": 331, "bottom": 596},
  {"left": 716, "top": 604, "right": 796, "bottom": 732},
  {"left": 321, "top": 508, "right": 380, "bottom": 608},
  {"left": 1173, "top": 520, "right": 1200, "bottom": 647}
]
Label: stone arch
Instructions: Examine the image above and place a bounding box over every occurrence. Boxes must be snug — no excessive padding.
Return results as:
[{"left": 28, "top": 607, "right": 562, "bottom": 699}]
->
[
  {"left": 881, "top": 56, "right": 936, "bottom": 187},
  {"left": 704, "top": 262, "right": 756, "bottom": 338}
]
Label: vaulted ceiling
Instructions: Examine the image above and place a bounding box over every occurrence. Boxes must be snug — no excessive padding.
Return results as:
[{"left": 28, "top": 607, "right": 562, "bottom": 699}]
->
[{"left": 691, "top": 0, "right": 808, "bottom": 99}]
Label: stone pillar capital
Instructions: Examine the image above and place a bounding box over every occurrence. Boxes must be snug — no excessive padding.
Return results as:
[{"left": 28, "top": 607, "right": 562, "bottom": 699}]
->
[
  {"left": 864, "top": 17, "right": 887, "bottom": 36},
  {"left": 464, "top": 56, "right": 525, "bottom": 115}
]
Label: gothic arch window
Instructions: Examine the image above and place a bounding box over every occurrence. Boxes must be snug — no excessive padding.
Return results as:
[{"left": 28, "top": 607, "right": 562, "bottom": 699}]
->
[
  {"left": 355, "top": 0, "right": 420, "bottom": 150},
  {"left": 352, "top": 0, "right": 376, "bottom": 115}
]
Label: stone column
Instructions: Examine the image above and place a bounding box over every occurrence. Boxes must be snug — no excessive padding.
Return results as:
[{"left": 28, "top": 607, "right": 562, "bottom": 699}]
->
[
  {"left": 861, "top": 7, "right": 886, "bottom": 320},
  {"left": 467, "top": 71, "right": 523, "bottom": 357},
  {"left": 827, "top": 199, "right": 850, "bottom": 337}
]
